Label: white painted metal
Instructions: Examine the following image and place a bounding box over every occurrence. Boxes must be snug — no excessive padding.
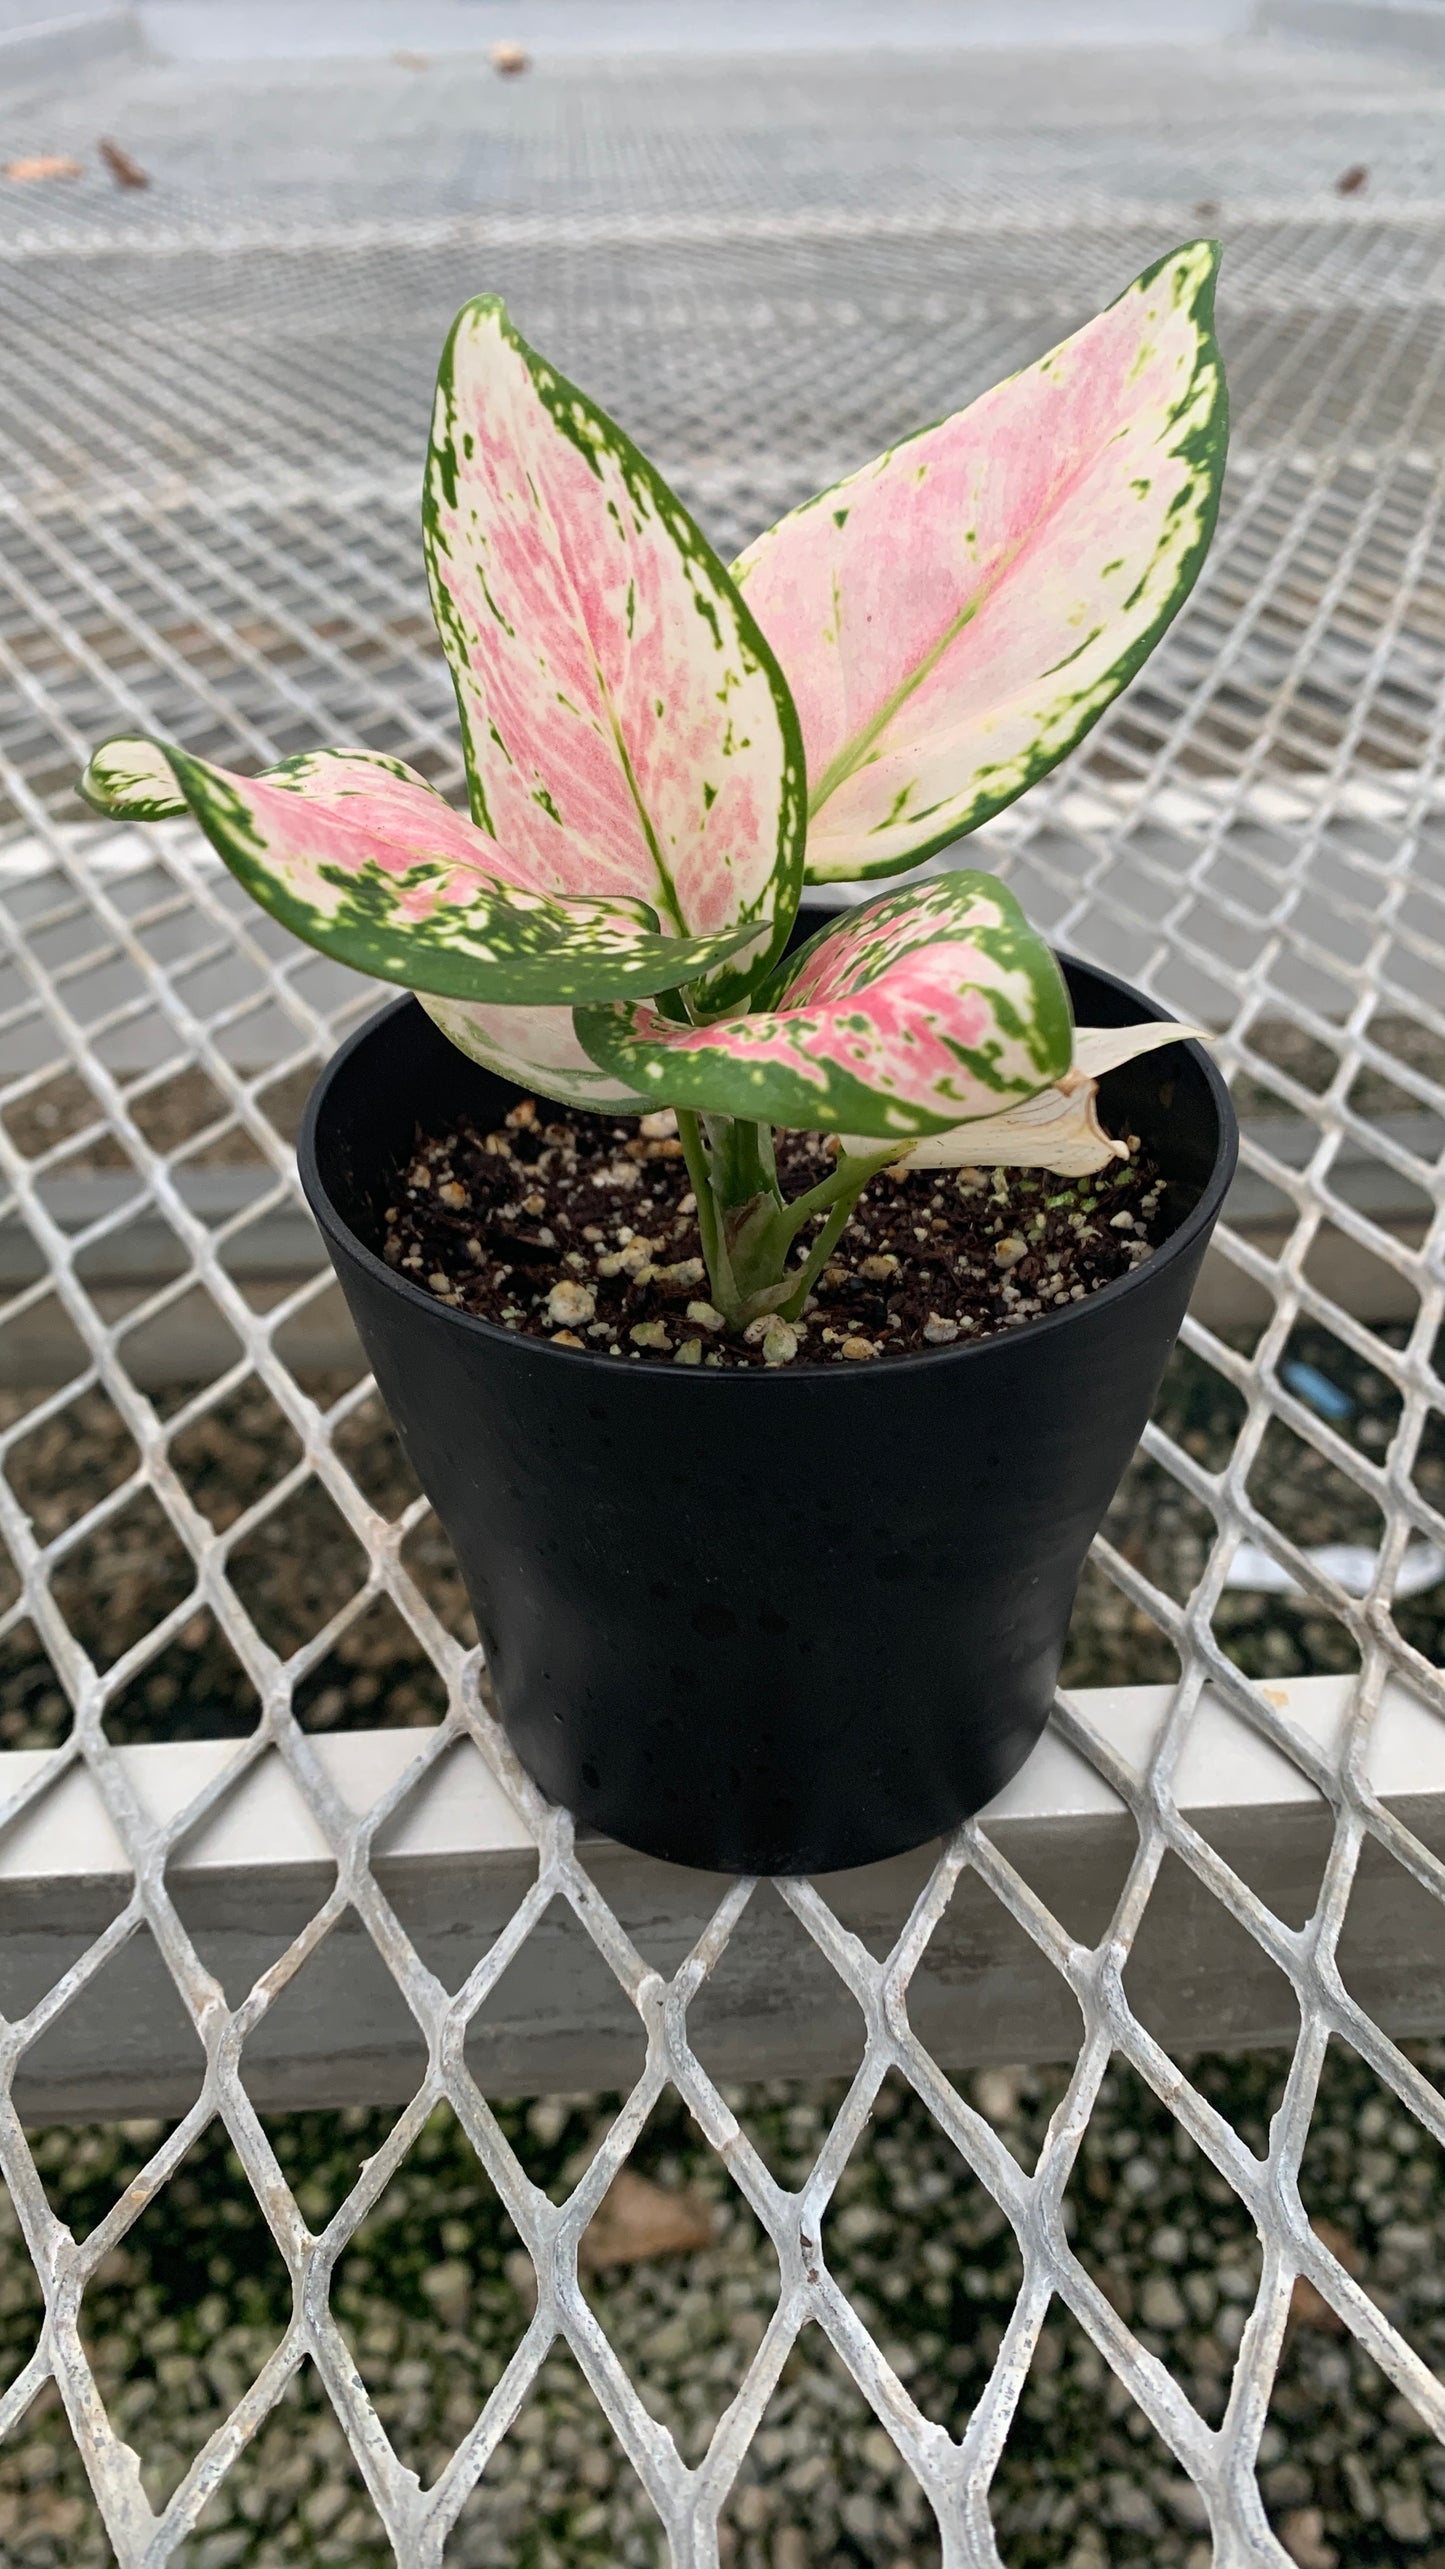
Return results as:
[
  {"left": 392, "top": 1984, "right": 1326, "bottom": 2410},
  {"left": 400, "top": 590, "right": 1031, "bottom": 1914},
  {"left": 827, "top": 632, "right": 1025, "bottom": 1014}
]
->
[
  {"left": 1, "top": 26, "right": 1444, "bottom": 2569},
  {"left": 1, "top": 1674, "right": 1441, "bottom": 2117}
]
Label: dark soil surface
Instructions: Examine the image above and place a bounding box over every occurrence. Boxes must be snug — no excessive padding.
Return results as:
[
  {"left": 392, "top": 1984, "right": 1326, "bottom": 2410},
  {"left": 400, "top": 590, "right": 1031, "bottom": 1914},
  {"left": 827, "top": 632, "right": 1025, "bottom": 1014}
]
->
[{"left": 380, "top": 1101, "right": 1179, "bottom": 1367}]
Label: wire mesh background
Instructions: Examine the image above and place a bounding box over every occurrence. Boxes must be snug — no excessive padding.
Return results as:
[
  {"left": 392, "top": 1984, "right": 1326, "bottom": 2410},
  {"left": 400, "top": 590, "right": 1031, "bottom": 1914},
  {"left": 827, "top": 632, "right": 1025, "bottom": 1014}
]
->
[{"left": 1, "top": 33, "right": 1445, "bottom": 2569}]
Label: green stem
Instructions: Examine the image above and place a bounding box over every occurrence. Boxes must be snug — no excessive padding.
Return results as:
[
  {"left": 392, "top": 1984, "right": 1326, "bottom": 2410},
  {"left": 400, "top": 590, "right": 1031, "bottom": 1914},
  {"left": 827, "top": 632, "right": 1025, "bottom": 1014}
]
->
[
  {"left": 770, "top": 1146, "right": 895, "bottom": 1319},
  {"left": 654, "top": 1110, "right": 894, "bottom": 1337},
  {"left": 675, "top": 1107, "right": 722, "bottom": 1287},
  {"left": 776, "top": 1196, "right": 856, "bottom": 1321},
  {"left": 704, "top": 1114, "right": 777, "bottom": 1213},
  {"left": 767, "top": 1142, "right": 898, "bottom": 1253}
]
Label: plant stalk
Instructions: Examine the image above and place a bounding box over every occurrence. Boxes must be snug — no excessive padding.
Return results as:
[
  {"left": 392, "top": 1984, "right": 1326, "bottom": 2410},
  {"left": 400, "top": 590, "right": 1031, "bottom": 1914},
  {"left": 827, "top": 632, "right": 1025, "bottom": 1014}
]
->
[
  {"left": 675, "top": 1107, "right": 722, "bottom": 1287},
  {"left": 775, "top": 1196, "right": 857, "bottom": 1321},
  {"left": 675, "top": 1106, "right": 895, "bottom": 1334}
]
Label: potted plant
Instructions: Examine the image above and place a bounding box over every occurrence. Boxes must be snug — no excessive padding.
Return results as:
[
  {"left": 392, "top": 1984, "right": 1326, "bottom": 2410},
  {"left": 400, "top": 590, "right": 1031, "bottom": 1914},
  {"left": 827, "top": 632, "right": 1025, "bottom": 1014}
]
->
[{"left": 81, "top": 241, "right": 1235, "bottom": 1875}]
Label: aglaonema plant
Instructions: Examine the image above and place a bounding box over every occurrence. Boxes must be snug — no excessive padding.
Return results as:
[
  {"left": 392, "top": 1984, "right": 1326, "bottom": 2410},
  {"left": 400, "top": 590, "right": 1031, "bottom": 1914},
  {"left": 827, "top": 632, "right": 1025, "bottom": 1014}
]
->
[{"left": 81, "top": 240, "right": 1227, "bottom": 1339}]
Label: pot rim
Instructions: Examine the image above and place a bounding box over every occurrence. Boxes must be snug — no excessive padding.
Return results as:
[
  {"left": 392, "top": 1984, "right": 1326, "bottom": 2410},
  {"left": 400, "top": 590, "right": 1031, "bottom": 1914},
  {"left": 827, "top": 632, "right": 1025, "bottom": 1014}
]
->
[{"left": 298, "top": 955, "right": 1238, "bottom": 1385}]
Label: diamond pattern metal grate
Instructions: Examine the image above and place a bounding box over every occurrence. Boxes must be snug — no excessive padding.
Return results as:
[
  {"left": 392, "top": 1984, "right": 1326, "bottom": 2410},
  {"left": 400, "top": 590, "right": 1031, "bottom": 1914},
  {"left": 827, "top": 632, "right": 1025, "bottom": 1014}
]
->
[{"left": 0, "top": 38, "right": 1444, "bottom": 2566}]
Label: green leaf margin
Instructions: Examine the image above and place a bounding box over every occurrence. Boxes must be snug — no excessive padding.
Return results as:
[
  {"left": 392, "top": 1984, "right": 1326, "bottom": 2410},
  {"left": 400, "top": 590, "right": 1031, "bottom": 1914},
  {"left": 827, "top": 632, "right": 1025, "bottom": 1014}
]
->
[
  {"left": 423, "top": 295, "right": 810, "bottom": 1011},
  {"left": 575, "top": 873, "right": 1074, "bottom": 1139},
  {"left": 80, "top": 735, "right": 761, "bottom": 1007},
  {"left": 739, "top": 238, "right": 1230, "bottom": 885}
]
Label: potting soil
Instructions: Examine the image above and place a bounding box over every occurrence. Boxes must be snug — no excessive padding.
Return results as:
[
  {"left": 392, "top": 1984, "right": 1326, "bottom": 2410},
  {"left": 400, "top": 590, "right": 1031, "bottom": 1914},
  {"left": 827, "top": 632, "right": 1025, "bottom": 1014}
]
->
[{"left": 382, "top": 1103, "right": 1177, "bottom": 1365}]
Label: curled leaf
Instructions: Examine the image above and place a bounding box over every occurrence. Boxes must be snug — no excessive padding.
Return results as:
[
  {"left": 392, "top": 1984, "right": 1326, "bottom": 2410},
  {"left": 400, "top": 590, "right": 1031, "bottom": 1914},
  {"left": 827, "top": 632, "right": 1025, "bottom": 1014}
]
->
[
  {"left": 734, "top": 241, "right": 1227, "bottom": 883},
  {"left": 845, "top": 1019, "right": 1207, "bottom": 1174},
  {"left": 78, "top": 737, "right": 758, "bottom": 1005},
  {"left": 575, "top": 872, "right": 1071, "bottom": 1137},
  {"left": 79, "top": 735, "right": 187, "bottom": 821}
]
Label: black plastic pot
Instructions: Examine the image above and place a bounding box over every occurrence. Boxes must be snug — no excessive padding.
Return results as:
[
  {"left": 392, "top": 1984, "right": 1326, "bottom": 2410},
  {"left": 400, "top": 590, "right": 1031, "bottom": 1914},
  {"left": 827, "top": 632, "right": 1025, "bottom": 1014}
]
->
[{"left": 299, "top": 957, "right": 1236, "bottom": 1875}]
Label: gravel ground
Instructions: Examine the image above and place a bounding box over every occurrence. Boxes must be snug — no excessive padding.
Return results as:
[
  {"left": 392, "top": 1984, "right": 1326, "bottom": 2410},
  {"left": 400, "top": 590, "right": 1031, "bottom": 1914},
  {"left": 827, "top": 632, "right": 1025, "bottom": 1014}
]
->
[
  {"left": 1064, "top": 1318, "right": 1445, "bottom": 1690},
  {"left": 2, "top": 2047, "right": 1445, "bottom": 2566}
]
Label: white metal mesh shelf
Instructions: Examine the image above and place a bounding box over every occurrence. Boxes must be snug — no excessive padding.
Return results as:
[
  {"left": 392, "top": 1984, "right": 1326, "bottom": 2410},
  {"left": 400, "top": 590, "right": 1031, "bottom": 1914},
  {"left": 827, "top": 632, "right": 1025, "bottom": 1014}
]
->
[{"left": 1, "top": 28, "right": 1445, "bottom": 2569}]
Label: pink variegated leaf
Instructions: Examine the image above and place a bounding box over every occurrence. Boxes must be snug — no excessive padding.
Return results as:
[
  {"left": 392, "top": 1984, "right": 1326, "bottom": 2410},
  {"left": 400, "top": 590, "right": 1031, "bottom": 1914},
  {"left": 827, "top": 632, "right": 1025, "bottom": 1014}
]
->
[
  {"left": 732, "top": 240, "right": 1227, "bottom": 883},
  {"left": 575, "top": 873, "right": 1071, "bottom": 1138},
  {"left": 425, "top": 297, "right": 806, "bottom": 1008},
  {"left": 79, "top": 739, "right": 758, "bottom": 1005}
]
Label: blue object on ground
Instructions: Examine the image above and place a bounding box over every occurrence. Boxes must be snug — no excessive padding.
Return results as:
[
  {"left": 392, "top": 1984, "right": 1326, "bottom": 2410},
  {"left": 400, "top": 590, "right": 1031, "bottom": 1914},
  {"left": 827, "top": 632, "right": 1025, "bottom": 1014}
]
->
[{"left": 1281, "top": 1358, "right": 1354, "bottom": 1421}]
